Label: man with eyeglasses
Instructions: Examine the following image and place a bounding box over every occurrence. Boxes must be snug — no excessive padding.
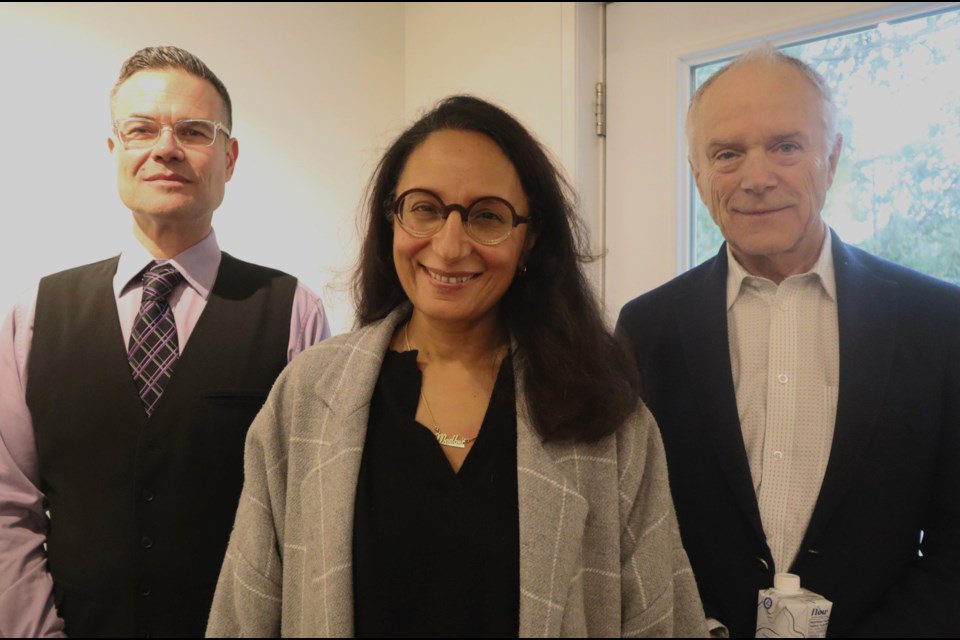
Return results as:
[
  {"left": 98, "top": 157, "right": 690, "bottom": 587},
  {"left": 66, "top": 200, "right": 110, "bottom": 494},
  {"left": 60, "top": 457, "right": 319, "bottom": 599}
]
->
[{"left": 0, "top": 46, "right": 330, "bottom": 637}]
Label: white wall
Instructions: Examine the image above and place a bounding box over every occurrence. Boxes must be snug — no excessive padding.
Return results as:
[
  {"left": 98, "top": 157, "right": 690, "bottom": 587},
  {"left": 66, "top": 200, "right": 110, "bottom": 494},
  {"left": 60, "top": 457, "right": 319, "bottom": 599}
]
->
[
  {"left": 404, "top": 3, "right": 567, "bottom": 154},
  {"left": 0, "top": 2, "right": 405, "bottom": 334},
  {"left": 0, "top": 2, "right": 599, "bottom": 333}
]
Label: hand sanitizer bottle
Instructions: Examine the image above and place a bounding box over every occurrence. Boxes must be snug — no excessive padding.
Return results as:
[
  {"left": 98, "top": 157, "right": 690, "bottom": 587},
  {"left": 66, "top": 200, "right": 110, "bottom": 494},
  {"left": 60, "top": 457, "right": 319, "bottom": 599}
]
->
[{"left": 756, "top": 572, "right": 832, "bottom": 638}]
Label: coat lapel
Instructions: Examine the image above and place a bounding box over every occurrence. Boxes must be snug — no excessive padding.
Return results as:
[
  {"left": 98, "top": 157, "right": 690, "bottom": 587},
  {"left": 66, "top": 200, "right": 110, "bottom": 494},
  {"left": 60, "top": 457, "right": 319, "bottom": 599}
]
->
[
  {"left": 305, "top": 308, "right": 408, "bottom": 636},
  {"left": 677, "top": 249, "right": 766, "bottom": 539},
  {"left": 801, "top": 233, "right": 898, "bottom": 548},
  {"left": 516, "top": 370, "right": 589, "bottom": 637}
]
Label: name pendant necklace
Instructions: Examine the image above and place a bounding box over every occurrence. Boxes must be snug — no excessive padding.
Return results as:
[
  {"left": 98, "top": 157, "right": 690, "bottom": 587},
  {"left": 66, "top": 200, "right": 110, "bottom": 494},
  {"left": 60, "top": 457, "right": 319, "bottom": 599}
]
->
[{"left": 404, "top": 324, "right": 479, "bottom": 449}]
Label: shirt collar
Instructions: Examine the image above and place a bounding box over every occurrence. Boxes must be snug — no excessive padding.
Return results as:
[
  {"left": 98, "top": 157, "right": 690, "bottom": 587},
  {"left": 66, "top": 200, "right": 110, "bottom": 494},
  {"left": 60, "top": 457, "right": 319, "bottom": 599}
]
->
[
  {"left": 115, "top": 229, "right": 222, "bottom": 300},
  {"left": 725, "top": 227, "right": 837, "bottom": 310}
]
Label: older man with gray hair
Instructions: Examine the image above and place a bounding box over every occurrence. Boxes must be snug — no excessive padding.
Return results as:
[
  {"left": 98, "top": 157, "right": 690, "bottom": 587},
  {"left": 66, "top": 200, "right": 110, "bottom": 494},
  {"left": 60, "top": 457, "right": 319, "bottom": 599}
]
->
[{"left": 617, "top": 47, "right": 960, "bottom": 637}]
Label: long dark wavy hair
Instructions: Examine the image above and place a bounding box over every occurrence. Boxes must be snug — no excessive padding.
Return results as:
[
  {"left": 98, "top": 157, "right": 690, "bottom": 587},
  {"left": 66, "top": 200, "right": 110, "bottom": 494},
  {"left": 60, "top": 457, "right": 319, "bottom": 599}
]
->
[{"left": 354, "top": 95, "right": 639, "bottom": 442}]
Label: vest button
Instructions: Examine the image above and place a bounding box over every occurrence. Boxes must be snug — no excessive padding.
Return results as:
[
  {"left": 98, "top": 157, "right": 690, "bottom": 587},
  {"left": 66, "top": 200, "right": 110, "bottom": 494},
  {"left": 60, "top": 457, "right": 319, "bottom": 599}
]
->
[
  {"left": 141, "top": 489, "right": 155, "bottom": 502},
  {"left": 139, "top": 583, "right": 152, "bottom": 596},
  {"left": 755, "top": 557, "right": 770, "bottom": 571},
  {"left": 141, "top": 536, "right": 153, "bottom": 549}
]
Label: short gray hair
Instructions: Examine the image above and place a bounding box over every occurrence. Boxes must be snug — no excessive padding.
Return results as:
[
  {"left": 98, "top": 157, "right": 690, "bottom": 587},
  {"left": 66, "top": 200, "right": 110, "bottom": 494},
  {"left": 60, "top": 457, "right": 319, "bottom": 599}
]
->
[
  {"left": 686, "top": 45, "right": 838, "bottom": 159},
  {"left": 110, "top": 46, "right": 233, "bottom": 128}
]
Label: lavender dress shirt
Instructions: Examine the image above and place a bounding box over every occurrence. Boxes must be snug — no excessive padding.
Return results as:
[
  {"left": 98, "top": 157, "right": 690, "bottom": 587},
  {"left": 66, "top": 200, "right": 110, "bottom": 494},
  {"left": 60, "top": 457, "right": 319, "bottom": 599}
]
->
[{"left": 0, "top": 230, "right": 330, "bottom": 637}]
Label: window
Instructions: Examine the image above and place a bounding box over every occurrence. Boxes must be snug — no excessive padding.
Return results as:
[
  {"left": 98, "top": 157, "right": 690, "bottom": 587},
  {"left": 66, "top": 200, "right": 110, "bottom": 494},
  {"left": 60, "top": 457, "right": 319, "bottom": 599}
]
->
[{"left": 691, "top": 6, "right": 960, "bottom": 284}]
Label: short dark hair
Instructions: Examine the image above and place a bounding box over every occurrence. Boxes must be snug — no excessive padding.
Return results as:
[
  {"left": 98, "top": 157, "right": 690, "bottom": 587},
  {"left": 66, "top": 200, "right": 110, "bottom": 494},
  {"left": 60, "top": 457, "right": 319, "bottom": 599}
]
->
[
  {"left": 354, "top": 95, "right": 640, "bottom": 442},
  {"left": 111, "top": 46, "right": 233, "bottom": 129}
]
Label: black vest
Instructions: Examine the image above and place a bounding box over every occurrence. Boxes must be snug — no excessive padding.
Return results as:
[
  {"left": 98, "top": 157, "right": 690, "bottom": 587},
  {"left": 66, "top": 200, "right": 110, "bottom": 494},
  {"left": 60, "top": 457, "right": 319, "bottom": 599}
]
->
[{"left": 26, "top": 253, "right": 296, "bottom": 637}]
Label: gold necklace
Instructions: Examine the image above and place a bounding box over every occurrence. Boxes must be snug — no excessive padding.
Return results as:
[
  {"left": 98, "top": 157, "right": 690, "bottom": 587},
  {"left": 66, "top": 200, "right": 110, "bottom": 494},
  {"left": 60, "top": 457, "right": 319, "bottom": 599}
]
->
[{"left": 404, "top": 323, "right": 479, "bottom": 449}]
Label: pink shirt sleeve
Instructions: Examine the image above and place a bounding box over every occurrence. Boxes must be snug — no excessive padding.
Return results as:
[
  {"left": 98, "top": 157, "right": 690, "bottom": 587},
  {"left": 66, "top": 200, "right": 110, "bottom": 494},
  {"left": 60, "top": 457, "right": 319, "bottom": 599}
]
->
[
  {"left": 287, "top": 280, "right": 331, "bottom": 360},
  {"left": 0, "top": 291, "right": 66, "bottom": 637}
]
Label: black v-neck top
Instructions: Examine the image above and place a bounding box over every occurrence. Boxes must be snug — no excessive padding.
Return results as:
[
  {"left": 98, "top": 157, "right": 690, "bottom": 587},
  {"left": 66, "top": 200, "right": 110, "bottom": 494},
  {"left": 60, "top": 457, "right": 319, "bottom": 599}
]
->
[{"left": 352, "top": 349, "right": 520, "bottom": 638}]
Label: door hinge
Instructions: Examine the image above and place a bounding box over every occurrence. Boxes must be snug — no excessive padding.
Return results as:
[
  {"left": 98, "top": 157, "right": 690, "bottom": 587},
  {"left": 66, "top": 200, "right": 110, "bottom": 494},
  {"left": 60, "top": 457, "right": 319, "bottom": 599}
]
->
[{"left": 595, "top": 82, "right": 606, "bottom": 137}]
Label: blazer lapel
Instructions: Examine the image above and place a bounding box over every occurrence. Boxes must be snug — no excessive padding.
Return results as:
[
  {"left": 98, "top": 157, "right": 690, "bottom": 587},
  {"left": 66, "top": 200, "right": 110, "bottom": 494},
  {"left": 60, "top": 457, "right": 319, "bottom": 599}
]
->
[
  {"left": 801, "top": 233, "right": 898, "bottom": 548},
  {"left": 516, "top": 373, "right": 589, "bottom": 637},
  {"left": 677, "top": 249, "right": 766, "bottom": 539},
  {"left": 305, "top": 308, "right": 407, "bottom": 636}
]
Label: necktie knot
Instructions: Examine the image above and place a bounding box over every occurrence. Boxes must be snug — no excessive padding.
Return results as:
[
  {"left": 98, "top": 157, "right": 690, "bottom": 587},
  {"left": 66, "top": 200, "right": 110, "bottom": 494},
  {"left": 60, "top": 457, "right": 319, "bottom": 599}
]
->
[{"left": 142, "top": 263, "right": 183, "bottom": 302}]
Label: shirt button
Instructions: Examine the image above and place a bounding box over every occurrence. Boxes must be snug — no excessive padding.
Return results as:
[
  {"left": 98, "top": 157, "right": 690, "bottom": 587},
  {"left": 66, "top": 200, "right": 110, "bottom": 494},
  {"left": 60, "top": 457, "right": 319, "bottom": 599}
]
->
[
  {"left": 777, "top": 373, "right": 789, "bottom": 384},
  {"left": 773, "top": 451, "right": 784, "bottom": 460}
]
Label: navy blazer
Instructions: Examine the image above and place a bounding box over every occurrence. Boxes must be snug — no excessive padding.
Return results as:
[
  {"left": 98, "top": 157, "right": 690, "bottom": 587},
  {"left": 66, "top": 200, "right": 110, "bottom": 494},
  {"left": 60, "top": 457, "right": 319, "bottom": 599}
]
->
[{"left": 616, "top": 231, "right": 960, "bottom": 637}]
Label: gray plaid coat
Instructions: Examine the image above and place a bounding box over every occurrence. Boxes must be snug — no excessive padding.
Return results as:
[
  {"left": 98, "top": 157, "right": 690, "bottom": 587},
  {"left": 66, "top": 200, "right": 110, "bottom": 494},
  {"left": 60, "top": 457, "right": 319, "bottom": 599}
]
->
[{"left": 206, "top": 307, "right": 706, "bottom": 637}]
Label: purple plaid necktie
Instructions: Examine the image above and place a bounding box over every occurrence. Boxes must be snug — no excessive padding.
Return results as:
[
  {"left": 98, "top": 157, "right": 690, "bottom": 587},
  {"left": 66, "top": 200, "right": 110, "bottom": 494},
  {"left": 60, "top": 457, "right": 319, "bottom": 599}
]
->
[{"left": 128, "top": 262, "right": 184, "bottom": 416}]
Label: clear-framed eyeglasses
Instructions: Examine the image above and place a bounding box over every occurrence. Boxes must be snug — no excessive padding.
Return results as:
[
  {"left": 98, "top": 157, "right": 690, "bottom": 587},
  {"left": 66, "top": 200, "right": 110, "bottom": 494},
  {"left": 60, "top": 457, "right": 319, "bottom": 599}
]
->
[
  {"left": 391, "top": 188, "right": 532, "bottom": 246},
  {"left": 113, "top": 117, "right": 231, "bottom": 150}
]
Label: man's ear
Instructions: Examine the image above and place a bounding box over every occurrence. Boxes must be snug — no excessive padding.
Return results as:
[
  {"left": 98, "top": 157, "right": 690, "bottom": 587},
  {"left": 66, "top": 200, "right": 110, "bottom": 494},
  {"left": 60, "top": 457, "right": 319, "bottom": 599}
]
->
[
  {"left": 825, "top": 133, "right": 843, "bottom": 189},
  {"left": 689, "top": 155, "right": 707, "bottom": 204},
  {"left": 224, "top": 137, "right": 239, "bottom": 182}
]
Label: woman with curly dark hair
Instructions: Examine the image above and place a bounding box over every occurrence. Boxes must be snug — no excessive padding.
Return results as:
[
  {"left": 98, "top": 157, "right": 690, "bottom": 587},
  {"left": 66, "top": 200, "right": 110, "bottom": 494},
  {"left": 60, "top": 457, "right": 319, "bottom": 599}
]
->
[{"left": 208, "top": 95, "right": 705, "bottom": 637}]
